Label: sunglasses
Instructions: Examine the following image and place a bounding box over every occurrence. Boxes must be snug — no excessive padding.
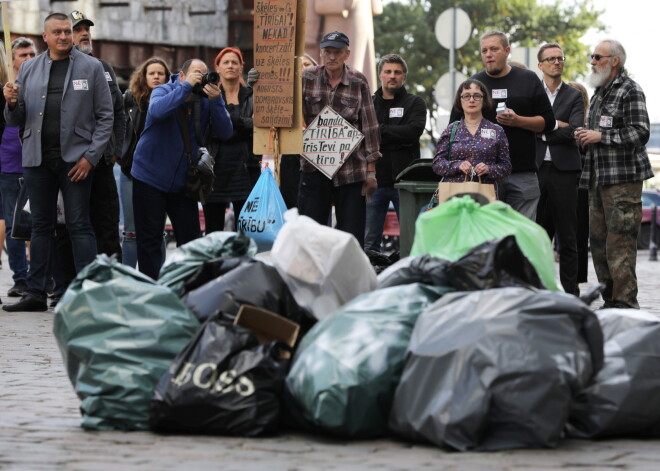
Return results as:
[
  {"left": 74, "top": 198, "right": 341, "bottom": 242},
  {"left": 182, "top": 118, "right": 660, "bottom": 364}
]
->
[
  {"left": 540, "top": 56, "right": 565, "bottom": 63},
  {"left": 590, "top": 54, "right": 612, "bottom": 61}
]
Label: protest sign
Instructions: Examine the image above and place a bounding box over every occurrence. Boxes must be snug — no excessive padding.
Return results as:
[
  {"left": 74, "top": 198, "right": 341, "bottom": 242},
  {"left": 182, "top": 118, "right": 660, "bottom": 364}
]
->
[
  {"left": 253, "top": 0, "right": 297, "bottom": 128},
  {"left": 301, "top": 106, "right": 364, "bottom": 179}
]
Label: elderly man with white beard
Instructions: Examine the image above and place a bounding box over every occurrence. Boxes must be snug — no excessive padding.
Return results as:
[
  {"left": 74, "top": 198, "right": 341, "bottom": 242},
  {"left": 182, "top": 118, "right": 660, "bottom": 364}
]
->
[{"left": 574, "top": 39, "right": 653, "bottom": 309}]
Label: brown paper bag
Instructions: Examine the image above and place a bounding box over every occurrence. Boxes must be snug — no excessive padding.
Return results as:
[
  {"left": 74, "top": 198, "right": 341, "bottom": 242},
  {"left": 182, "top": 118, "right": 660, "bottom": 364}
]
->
[{"left": 437, "top": 176, "right": 496, "bottom": 205}]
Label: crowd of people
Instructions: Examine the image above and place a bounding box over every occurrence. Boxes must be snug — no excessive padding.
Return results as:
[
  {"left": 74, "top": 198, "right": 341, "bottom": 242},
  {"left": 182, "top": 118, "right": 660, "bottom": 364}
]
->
[{"left": 0, "top": 11, "right": 653, "bottom": 313}]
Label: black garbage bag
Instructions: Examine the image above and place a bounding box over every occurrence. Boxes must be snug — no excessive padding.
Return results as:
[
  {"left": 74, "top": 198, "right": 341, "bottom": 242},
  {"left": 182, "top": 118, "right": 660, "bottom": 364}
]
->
[
  {"left": 183, "top": 256, "right": 256, "bottom": 294},
  {"left": 446, "top": 235, "right": 544, "bottom": 290},
  {"left": 389, "top": 287, "right": 604, "bottom": 451},
  {"left": 150, "top": 317, "right": 290, "bottom": 436},
  {"left": 183, "top": 260, "right": 316, "bottom": 335},
  {"left": 284, "top": 283, "right": 453, "bottom": 438},
  {"left": 377, "top": 255, "right": 452, "bottom": 288},
  {"left": 567, "top": 309, "right": 660, "bottom": 438}
]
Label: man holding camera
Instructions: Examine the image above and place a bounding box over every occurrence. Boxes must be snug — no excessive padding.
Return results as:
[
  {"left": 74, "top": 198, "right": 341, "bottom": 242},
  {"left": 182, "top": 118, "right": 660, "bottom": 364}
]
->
[{"left": 131, "top": 58, "right": 232, "bottom": 279}]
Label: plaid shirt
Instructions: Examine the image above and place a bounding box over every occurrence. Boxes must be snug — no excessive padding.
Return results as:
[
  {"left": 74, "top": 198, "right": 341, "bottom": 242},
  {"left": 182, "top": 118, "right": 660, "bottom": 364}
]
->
[
  {"left": 301, "top": 64, "right": 381, "bottom": 186},
  {"left": 580, "top": 72, "right": 654, "bottom": 188}
]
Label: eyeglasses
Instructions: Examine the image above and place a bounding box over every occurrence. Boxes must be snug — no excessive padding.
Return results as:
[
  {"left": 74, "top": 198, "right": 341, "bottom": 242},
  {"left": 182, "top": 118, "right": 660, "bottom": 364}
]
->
[
  {"left": 460, "top": 94, "right": 483, "bottom": 101},
  {"left": 591, "top": 54, "right": 612, "bottom": 61},
  {"left": 540, "top": 56, "right": 565, "bottom": 63}
]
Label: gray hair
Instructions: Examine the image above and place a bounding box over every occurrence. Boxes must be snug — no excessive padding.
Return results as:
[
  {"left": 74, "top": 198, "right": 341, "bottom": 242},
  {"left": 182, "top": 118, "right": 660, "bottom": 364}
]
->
[
  {"left": 11, "top": 37, "right": 38, "bottom": 59},
  {"left": 602, "top": 39, "right": 626, "bottom": 68}
]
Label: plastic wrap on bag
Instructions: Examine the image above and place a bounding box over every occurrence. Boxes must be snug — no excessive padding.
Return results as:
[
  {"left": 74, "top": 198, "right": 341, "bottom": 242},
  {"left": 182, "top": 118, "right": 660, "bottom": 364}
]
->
[
  {"left": 389, "top": 287, "right": 603, "bottom": 451},
  {"left": 567, "top": 309, "right": 660, "bottom": 438},
  {"left": 410, "top": 196, "right": 560, "bottom": 291},
  {"left": 53, "top": 255, "right": 200, "bottom": 430},
  {"left": 271, "top": 209, "right": 377, "bottom": 320},
  {"left": 158, "top": 232, "right": 257, "bottom": 296},
  {"left": 183, "top": 259, "right": 316, "bottom": 335},
  {"left": 285, "top": 283, "right": 453, "bottom": 438},
  {"left": 150, "top": 319, "right": 289, "bottom": 436}
]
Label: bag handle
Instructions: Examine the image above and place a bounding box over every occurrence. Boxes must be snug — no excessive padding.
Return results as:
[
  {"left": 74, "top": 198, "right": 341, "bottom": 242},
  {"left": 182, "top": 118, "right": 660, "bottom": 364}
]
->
[
  {"left": 463, "top": 167, "right": 486, "bottom": 184},
  {"left": 177, "top": 107, "right": 192, "bottom": 160},
  {"left": 448, "top": 121, "right": 459, "bottom": 160}
]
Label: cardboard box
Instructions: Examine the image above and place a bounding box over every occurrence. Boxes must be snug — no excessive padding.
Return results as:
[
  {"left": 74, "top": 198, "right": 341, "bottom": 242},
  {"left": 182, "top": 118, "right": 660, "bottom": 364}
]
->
[{"left": 234, "top": 305, "right": 300, "bottom": 359}]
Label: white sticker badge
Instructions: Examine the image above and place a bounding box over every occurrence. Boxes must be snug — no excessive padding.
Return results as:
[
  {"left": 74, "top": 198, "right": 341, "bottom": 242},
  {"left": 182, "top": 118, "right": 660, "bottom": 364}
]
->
[
  {"left": 492, "top": 89, "right": 508, "bottom": 99},
  {"left": 72, "top": 79, "right": 89, "bottom": 91},
  {"left": 481, "top": 129, "right": 496, "bottom": 139},
  {"left": 599, "top": 115, "right": 613, "bottom": 128},
  {"left": 105, "top": 71, "right": 112, "bottom": 82},
  {"left": 389, "top": 107, "right": 404, "bottom": 118}
]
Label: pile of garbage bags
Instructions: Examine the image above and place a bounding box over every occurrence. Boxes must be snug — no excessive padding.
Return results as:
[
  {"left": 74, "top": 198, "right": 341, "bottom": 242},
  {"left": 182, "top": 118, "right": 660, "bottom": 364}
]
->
[{"left": 52, "top": 206, "right": 660, "bottom": 449}]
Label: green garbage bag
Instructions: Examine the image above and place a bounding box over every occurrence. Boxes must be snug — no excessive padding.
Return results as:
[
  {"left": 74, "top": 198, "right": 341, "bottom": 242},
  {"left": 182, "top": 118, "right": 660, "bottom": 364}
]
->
[
  {"left": 53, "top": 255, "right": 200, "bottom": 430},
  {"left": 158, "top": 231, "right": 257, "bottom": 296},
  {"left": 284, "top": 283, "right": 452, "bottom": 438},
  {"left": 410, "top": 196, "right": 560, "bottom": 291}
]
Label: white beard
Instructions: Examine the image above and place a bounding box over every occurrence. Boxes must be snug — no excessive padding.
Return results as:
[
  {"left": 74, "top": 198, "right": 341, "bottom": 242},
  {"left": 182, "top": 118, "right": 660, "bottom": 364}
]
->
[
  {"left": 76, "top": 41, "right": 93, "bottom": 55},
  {"left": 588, "top": 63, "right": 612, "bottom": 88}
]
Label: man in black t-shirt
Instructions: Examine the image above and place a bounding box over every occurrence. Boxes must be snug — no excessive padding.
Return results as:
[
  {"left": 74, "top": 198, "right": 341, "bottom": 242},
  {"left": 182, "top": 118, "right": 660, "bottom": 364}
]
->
[
  {"left": 366, "top": 54, "right": 426, "bottom": 252},
  {"left": 451, "top": 31, "right": 555, "bottom": 219}
]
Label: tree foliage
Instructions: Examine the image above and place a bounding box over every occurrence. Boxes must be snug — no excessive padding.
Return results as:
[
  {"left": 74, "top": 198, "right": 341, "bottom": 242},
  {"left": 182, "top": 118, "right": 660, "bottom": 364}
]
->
[{"left": 374, "top": 0, "right": 604, "bottom": 121}]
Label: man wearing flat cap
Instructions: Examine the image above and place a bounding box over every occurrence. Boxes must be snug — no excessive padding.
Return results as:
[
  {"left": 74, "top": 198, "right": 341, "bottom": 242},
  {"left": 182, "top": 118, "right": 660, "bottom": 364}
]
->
[{"left": 300, "top": 31, "right": 381, "bottom": 246}]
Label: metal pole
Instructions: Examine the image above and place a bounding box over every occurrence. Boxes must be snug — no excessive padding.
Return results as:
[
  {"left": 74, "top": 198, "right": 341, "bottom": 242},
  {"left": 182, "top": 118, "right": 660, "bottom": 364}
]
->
[
  {"left": 649, "top": 205, "right": 657, "bottom": 261},
  {"left": 450, "top": 8, "right": 456, "bottom": 97}
]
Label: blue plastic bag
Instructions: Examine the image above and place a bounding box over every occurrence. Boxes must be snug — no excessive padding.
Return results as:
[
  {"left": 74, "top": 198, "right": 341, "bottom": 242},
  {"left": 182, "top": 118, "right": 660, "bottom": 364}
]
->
[{"left": 237, "top": 166, "right": 287, "bottom": 252}]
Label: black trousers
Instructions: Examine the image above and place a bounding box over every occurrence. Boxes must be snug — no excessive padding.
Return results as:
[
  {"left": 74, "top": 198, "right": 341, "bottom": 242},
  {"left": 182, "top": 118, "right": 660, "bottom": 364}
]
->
[
  {"left": 298, "top": 170, "right": 365, "bottom": 247},
  {"left": 536, "top": 162, "right": 579, "bottom": 294},
  {"left": 90, "top": 160, "right": 122, "bottom": 261}
]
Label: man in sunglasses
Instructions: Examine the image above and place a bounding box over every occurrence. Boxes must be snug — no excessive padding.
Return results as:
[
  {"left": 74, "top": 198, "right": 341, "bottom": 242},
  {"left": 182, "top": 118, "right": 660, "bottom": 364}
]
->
[
  {"left": 575, "top": 40, "right": 653, "bottom": 309},
  {"left": 534, "top": 43, "right": 584, "bottom": 296},
  {"left": 451, "top": 30, "right": 555, "bottom": 220}
]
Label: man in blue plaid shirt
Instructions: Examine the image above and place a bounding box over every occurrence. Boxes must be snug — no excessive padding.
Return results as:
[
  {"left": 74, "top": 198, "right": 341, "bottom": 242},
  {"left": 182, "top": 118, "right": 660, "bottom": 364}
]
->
[{"left": 575, "top": 39, "right": 654, "bottom": 309}]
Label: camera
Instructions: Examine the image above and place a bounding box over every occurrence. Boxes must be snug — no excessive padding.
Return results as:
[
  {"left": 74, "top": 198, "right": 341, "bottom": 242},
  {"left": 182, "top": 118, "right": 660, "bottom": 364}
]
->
[{"left": 192, "top": 71, "right": 220, "bottom": 97}]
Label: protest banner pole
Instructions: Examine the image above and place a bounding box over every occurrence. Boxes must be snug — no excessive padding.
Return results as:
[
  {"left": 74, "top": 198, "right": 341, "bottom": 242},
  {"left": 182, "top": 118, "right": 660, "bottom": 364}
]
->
[{"left": 2, "top": 1, "right": 14, "bottom": 82}]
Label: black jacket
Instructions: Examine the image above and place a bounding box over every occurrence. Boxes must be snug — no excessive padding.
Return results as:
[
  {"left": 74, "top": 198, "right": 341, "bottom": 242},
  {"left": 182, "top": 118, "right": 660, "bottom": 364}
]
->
[
  {"left": 97, "top": 58, "right": 126, "bottom": 163},
  {"left": 120, "top": 89, "right": 146, "bottom": 177},
  {"left": 373, "top": 86, "right": 427, "bottom": 186}
]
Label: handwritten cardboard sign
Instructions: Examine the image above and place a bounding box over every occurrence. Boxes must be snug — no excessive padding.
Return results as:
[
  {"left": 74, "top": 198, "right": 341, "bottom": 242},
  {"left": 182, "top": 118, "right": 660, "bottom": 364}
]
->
[
  {"left": 253, "top": 0, "right": 297, "bottom": 128},
  {"left": 302, "top": 106, "right": 364, "bottom": 179}
]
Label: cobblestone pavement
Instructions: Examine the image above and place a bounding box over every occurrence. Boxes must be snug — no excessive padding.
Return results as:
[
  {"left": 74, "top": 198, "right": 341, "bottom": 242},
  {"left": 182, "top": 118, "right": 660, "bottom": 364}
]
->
[{"left": 1, "top": 250, "right": 659, "bottom": 471}]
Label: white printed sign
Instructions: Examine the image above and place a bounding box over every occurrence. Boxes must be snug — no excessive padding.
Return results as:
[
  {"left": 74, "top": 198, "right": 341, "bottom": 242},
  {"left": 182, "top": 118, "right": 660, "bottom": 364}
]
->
[{"left": 301, "top": 106, "right": 364, "bottom": 179}]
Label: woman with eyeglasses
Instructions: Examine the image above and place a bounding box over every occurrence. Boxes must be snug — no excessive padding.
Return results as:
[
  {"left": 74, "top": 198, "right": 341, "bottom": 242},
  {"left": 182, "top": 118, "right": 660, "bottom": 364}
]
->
[{"left": 433, "top": 79, "right": 512, "bottom": 185}]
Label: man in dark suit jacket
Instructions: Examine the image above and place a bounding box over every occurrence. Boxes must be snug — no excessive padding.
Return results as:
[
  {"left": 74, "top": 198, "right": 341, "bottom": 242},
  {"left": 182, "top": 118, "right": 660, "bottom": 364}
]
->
[{"left": 535, "top": 43, "right": 585, "bottom": 295}]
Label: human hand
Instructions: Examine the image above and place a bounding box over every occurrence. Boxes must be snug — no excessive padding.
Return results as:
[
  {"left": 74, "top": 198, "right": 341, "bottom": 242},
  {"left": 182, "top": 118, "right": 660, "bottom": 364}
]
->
[
  {"left": 204, "top": 82, "right": 221, "bottom": 100},
  {"left": 247, "top": 68, "right": 260, "bottom": 88},
  {"left": 68, "top": 157, "right": 94, "bottom": 182},
  {"left": 184, "top": 70, "right": 204, "bottom": 88},
  {"left": 361, "top": 176, "right": 377, "bottom": 202},
  {"left": 474, "top": 162, "right": 489, "bottom": 176},
  {"left": 557, "top": 120, "right": 569, "bottom": 128},
  {"left": 3, "top": 82, "right": 19, "bottom": 107},
  {"left": 495, "top": 108, "right": 518, "bottom": 127},
  {"left": 458, "top": 160, "right": 472, "bottom": 175},
  {"left": 574, "top": 127, "right": 602, "bottom": 146}
]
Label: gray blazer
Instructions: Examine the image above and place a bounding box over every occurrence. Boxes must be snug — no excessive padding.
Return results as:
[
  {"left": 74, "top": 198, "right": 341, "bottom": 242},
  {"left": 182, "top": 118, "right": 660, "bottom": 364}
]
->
[
  {"left": 4, "top": 47, "right": 113, "bottom": 167},
  {"left": 535, "top": 82, "right": 584, "bottom": 172}
]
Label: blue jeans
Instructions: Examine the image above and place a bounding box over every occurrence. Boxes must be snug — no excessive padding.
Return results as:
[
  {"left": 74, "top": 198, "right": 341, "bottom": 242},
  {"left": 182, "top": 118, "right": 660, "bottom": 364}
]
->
[
  {"left": 364, "top": 186, "right": 400, "bottom": 252},
  {"left": 133, "top": 178, "right": 200, "bottom": 280},
  {"left": 23, "top": 160, "right": 97, "bottom": 302},
  {"left": 0, "top": 173, "right": 29, "bottom": 282},
  {"left": 119, "top": 171, "right": 137, "bottom": 267}
]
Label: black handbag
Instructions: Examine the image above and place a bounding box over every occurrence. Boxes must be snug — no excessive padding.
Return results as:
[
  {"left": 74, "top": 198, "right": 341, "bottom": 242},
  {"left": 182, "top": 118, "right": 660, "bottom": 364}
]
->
[
  {"left": 177, "top": 103, "right": 215, "bottom": 204},
  {"left": 11, "top": 177, "right": 32, "bottom": 241}
]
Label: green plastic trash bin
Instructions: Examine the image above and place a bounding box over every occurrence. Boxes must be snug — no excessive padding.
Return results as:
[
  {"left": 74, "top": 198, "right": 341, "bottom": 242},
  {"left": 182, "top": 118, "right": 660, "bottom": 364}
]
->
[{"left": 394, "top": 159, "right": 440, "bottom": 257}]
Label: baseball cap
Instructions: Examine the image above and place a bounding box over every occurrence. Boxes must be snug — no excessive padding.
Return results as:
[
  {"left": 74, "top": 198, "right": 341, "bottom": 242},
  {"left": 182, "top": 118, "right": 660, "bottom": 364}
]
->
[
  {"left": 69, "top": 11, "right": 94, "bottom": 28},
  {"left": 320, "top": 31, "right": 349, "bottom": 49}
]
